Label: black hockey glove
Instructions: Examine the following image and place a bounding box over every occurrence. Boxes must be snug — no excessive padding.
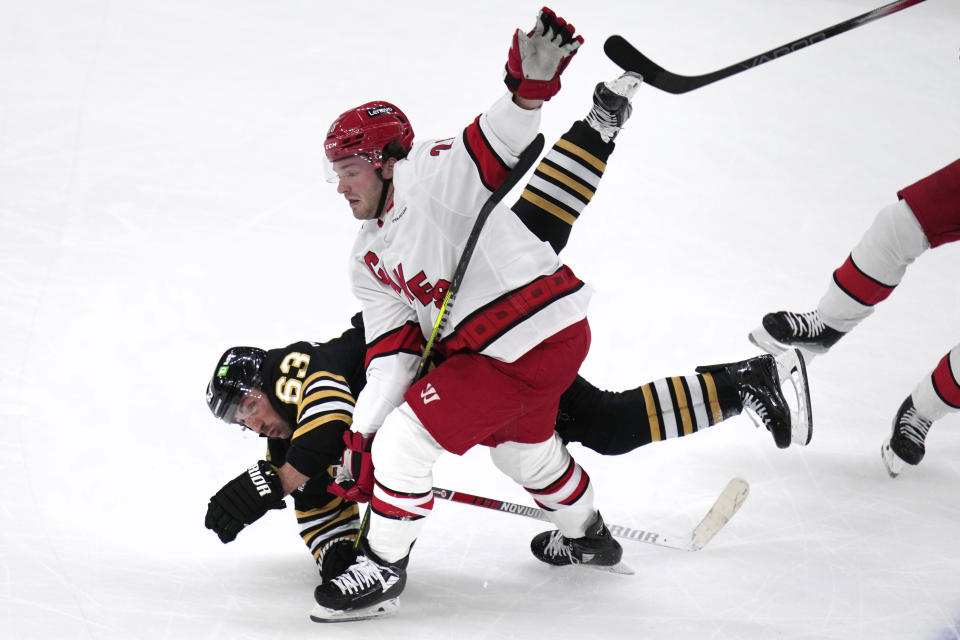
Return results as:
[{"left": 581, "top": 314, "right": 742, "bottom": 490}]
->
[{"left": 205, "top": 460, "right": 286, "bottom": 543}]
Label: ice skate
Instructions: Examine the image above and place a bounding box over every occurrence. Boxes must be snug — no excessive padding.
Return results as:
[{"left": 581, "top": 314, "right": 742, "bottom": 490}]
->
[
  {"left": 310, "top": 540, "right": 407, "bottom": 623},
  {"left": 881, "top": 396, "right": 932, "bottom": 478},
  {"left": 748, "top": 310, "right": 845, "bottom": 364},
  {"left": 697, "top": 350, "right": 812, "bottom": 448},
  {"left": 585, "top": 71, "right": 643, "bottom": 142},
  {"left": 530, "top": 511, "right": 633, "bottom": 574}
]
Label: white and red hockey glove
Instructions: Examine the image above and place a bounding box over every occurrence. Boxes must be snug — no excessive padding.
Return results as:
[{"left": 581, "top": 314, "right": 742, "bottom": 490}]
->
[
  {"left": 330, "top": 431, "right": 375, "bottom": 503},
  {"left": 504, "top": 6, "right": 584, "bottom": 101}
]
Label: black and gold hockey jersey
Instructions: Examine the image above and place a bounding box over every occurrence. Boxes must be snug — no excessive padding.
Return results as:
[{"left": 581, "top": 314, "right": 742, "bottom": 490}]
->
[
  {"left": 257, "top": 316, "right": 367, "bottom": 565},
  {"left": 260, "top": 326, "right": 366, "bottom": 480}
]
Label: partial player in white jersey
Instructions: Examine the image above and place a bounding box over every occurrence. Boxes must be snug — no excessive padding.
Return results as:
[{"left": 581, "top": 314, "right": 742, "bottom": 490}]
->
[
  {"left": 311, "top": 7, "right": 623, "bottom": 622},
  {"left": 749, "top": 158, "right": 960, "bottom": 477}
]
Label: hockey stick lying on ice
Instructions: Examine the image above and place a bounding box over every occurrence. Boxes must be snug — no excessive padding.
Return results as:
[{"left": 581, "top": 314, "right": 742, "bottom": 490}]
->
[
  {"left": 432, "top": 477, "right": 749, "bottom": 552},
  {"left": 604, "top": 0, "right": 929, "bottom": 94}
]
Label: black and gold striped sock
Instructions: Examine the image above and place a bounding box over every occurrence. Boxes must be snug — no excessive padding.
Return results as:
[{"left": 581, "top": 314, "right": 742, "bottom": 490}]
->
[
  {"left": 556, "top": 372, "right": 741, "bottom": 455},
  {"left": 510, "top": 120, "right": 616, "bottom": 253}
]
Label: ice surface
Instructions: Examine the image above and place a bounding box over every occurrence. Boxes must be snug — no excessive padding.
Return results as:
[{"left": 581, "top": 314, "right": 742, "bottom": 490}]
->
[{"left": 2, "top": 1, "right": 959, "bottom": 638}]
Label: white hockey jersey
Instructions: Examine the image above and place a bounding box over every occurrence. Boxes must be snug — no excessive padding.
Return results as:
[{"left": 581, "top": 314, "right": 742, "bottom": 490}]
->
[{"left": 349, "top": 93, "right": 593, "bottom": 435}]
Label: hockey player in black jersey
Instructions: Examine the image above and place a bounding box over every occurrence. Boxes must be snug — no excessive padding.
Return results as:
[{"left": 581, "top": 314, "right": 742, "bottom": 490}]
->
[
  {"left": 204, "top": 329, "right": 368, "bottom": 582},
  {"left": 203, "top": 60, "right": 813, "bottom": 620}
]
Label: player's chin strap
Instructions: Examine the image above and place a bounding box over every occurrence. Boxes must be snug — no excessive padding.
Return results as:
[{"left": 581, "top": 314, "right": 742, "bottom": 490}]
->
[{"left": 374, "top": 176, "right": 392, "bottom": 220}]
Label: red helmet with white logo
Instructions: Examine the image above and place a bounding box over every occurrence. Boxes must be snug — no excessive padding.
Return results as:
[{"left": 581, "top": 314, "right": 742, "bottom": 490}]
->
[{"left": 324, "top": 101, "right": 415, "bottom": 169}]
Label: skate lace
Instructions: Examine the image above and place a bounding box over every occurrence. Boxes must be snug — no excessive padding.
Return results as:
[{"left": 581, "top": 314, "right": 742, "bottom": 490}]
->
[
  {"left": 331, "top": 556, "right": 388, "bottom": 595},
  {"left": 897, "top": 407, "right": 932, "bottom": 446},
  {"left": 784, "top": 311, "right": 825, "bottom": 339},
  {"left": 741, "top": 393, "right": 770, "bottom": 430},
  {"left": 586, "top": 102, "right": 621, "bottom": 130},
  {"left": 542, "top": 530, "right": 577, "bottom": 564}
]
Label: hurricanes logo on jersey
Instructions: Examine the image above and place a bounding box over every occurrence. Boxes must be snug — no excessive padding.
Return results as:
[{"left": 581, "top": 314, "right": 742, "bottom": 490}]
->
[
  {"left": 364, "top": 251, "right": 450, "bottom": 309},
  {"left": 420, "top": 383, "right": 440, "bottom": 405}
]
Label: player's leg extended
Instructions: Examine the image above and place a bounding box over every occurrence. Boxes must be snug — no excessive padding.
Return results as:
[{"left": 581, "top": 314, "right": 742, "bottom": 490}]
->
[
  {"left": 511, "top": 72, "right": 642, "bottom": 253},
  {"left": 751, "top": 159, "right": 960, "bottom": 362},
  {"left": 556, "top": 350, "right": 812, "bottom": 452},
  {"left": 555, "top": 371, "right": 740, "bottom": 453},
  {"left": 750, "top": 198, "right": 930, "bottom": 361},
  {"left": 882, "top": 344, "right": 960, "bottom": 477}
]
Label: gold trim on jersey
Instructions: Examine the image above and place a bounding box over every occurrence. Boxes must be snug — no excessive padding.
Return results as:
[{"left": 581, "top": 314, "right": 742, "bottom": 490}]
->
[
  {"left": 293, "top": 412, "right": 353, "bottom": 439},
  {"left": 296, "top": 388, "right": 356, "bottom": 423},
  {"left": 303, "top": 370, "right": 349, "bottom": 387}
]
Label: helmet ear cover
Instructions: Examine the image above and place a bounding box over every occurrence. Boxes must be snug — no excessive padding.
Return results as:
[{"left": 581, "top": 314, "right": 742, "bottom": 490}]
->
[{"left": 206, "top": 346, "right": 266, "bottom": 423}]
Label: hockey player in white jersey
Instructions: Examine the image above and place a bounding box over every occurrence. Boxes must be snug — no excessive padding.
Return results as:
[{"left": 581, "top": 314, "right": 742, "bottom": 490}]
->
[{"left": 312, "top": 7, "right": 621, "bottom": 622}]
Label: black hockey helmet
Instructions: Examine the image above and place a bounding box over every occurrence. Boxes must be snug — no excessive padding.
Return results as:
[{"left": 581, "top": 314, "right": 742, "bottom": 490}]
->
[{"left": 206, "top": 346, "right": 266, "bottom": 423}]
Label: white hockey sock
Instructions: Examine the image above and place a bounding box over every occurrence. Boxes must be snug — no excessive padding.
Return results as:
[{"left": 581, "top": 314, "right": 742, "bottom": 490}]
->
[
  {"left": 490, "top": 434, "right": 597, "bottom": 538},
  {"left": 367, "top": 402, "right": 445, "bottom": 563},
  {"left": 911, "top": 345, "right": 960, "bottom": 422},
  {"left": 818, "top": 200, "right": 929, "bottom": 332}
]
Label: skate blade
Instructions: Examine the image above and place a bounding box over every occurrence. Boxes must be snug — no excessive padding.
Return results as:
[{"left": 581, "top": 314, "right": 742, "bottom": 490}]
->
[
  {"left": 555, "top": 558, "right": 635, "bottom": 575},
  {"left": 589, "top": 560, "right": 635, "bottom": 575},
  {"left": 880, "top": 440, "right": 905, "bottom": 478},
  {"left": 748, "top": 326, "right": 787, "bottom": 356},
  {"left": 749, "top": 327, "right": 821, "bottom": 365},
  {"left": 774, "top": 348, "right": 813, "bottom": 446},
  {"left": 309, "top": 598, "right": 399, "bottom": 623}
]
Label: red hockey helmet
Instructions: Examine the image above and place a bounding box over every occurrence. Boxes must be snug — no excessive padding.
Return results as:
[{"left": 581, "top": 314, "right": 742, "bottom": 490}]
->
[{"left": 324, "top": 101, "right": 415, "bottom": 169}]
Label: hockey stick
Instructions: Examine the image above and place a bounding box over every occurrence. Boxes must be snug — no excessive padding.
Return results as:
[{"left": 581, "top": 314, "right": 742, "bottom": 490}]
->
[
  {"left": 432, "top": 477, "right": 749, "bottom": 552},
  {"left": 414, "top": 133, "right": 546, "bottom": 380},
  {"left": 354, "top": 134, "right": 547, "bottom": 549},
  {"left": 605, "top": 0, "right": 929, "bottom": 94}
]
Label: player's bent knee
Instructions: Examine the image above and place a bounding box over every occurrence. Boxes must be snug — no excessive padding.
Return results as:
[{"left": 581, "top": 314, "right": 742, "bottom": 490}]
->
[
  {"left": 371, "top": 402, "right": 444, "bottom": 492},
  {"left": 489, "top": 433, "right": 571, "bottom": 487}
]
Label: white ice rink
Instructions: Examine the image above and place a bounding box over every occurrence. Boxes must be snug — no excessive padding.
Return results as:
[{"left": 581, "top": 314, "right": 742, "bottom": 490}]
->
[{"left": 2, "top": 1, "right": 959, "bottom": 638}]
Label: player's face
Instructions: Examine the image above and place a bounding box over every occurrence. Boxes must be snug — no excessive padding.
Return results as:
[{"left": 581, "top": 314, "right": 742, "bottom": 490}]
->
[
  {"left": 233, "top": 390, "right": 294, "bottom": 439},
  {"left": 331, "top": 156, "right": 390, "bottom": 220}
]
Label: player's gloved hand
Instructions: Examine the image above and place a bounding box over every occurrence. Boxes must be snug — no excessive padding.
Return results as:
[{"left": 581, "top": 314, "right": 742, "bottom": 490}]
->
[
  {"left": 504, "top": 6, "right": 584, "bottom": 101},
  {"left": 205, "top": 460, "right": 286, "bottom": 543},
  {"left": 329, "top": 431, "right": 375, "bottom": 503}
]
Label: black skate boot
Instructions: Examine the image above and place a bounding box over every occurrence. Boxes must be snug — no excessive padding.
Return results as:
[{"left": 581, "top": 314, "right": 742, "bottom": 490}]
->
[
  {"left": 749, "top": 310, "right": 845, "bottom": 363},
  {"left": 697, "top": 350, "right": 813, "bottom": 448},
  {"left": 585, "top": 71, "right": 643, "bottom": 142},
  {"left": 310, "top": 539, "right": 408, "bottom": 623},
  {"left": 530, "top": 511, "right": 630, "bottom": 574},
  {"left": 881, "top": 396, "right": 933, "bottom": 478},
  {"left": 317, "top": 538, "right": 358, "bottom": 584}
]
